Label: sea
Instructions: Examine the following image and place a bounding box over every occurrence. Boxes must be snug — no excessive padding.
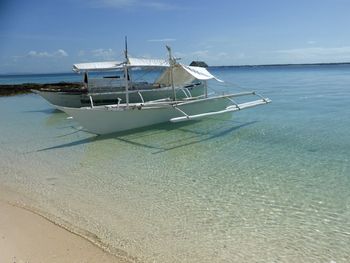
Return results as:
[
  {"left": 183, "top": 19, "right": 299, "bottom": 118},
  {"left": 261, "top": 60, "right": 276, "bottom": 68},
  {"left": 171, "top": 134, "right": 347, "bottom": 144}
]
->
[{"left": 0, "top": 65, "right": 349, "bottom": 262}]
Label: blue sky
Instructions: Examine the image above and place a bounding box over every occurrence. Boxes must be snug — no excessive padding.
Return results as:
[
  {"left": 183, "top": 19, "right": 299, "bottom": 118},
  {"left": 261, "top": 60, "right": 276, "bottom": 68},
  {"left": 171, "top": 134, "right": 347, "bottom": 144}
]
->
[{"left": 1, "top": 0, "right": 350, "bottom": 73}]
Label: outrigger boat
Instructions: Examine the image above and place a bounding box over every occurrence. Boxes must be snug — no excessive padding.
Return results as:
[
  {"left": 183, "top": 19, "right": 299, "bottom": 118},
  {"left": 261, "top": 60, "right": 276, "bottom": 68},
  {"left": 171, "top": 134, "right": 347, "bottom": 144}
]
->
[
  {"left": 58, "top": 46, "right": 271, "bottom": 135},
  {"left": 34, "top": 56, "right": 205, "bottom": 108}
]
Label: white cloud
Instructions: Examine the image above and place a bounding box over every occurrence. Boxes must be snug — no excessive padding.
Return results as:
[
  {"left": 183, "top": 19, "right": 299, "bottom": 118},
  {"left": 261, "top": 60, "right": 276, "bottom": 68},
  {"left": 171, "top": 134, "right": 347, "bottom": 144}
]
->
[
  {"left": 91, "top": 48, "right": 116, "bottom": 60},
  {"left": 76, "top": 48, "right": 118, "bottom": 60},
  {"left": 27, "top": 50, "right": 50, "bottom": 58},
  {"left": 55, "top": 49, "right": 68, "bottom": 57},
  {"left": 26, "top": 49, "right": 68, "bottom": 58}
]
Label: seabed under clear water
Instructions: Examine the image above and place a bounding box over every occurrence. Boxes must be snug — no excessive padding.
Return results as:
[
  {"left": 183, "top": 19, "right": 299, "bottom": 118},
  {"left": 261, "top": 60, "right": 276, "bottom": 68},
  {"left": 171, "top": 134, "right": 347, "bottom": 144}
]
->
[{"left": 0, "top": 65, "right": 349, "bottom": 262}]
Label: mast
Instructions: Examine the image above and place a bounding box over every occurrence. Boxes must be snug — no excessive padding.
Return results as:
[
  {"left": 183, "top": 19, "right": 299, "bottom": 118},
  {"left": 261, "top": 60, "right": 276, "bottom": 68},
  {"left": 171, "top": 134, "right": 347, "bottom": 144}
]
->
[
  {"left": 124, "top": 36, "right": 128, "bottom": 60},
  {"left": 166, "top": 45, "right": 176, "bottom": 101},
  {"left": 124, "top": 36, "right": 129, "bottom": 108}
]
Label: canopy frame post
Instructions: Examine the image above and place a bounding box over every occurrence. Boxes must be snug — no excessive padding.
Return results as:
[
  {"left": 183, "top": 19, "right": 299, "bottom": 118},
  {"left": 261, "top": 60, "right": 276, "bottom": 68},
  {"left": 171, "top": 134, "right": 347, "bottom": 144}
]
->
[
  {"left": 124, "top": 64, "right": 129, "bottom": 108},
  {"left": 124, "top": 36, "right": 130, "bottom": 108},
  {"left": 166, "top": 45, "right": 177, "bottom": 101}
]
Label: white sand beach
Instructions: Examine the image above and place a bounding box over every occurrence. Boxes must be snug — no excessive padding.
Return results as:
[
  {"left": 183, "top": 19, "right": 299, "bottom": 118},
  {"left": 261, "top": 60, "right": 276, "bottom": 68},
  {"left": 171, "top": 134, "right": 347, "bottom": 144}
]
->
[{"left": 0, "top": 201, "right": 130, "bottom": 263}]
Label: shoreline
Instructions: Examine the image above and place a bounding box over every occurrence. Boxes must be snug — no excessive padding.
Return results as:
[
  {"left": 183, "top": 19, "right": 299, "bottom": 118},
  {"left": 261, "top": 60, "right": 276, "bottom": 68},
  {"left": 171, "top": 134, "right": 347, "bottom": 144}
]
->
[{"left": 0, "top": 199, "right": 134, "bottom": 263}]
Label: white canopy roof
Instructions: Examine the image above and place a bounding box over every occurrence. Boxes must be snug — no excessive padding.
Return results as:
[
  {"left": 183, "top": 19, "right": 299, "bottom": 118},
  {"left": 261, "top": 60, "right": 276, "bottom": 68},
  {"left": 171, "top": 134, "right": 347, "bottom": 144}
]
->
[
  {"left": 73, "top": 57, "right": 170, "bottom": 72},
  {"left": 72, "top": 57, "right": 221, "bottom": 86},
  {"left": 156, "top": 64, "right": 223, "bottom": 86},
  {"left": 72, "top": 61, "right": 123, "bottom": 72},
  {"left": 127, "top": 57, "right": 169, "bottom": 67},
  {"left": 181, "top": 65, "right": 222, "bottom": 82}
]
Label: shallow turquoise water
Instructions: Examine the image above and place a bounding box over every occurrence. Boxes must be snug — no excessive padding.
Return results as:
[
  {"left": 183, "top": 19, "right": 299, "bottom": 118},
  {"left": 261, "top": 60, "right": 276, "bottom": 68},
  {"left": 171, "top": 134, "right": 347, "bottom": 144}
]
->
[{"left": 0, "top": 65, "right": 349, "bottom": 262}]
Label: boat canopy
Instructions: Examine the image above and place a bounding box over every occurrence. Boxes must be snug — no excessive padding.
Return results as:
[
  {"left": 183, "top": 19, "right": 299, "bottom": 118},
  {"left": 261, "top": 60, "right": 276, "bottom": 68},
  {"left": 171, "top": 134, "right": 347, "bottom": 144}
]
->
[
  {"left": 72, "top": 61, "right": 123, "bottom": 72},
  {"left": 73, "top": 57, "right": 169, "bottom": 73},
  {"left": 156, "top": 64, "right": 223, "bottom": 86},
  {"left": 72, "top": 54, "right": 220, "bottom": 85},
  {"left": 127, "top": 57, "right": 170, "bottom": 67}
]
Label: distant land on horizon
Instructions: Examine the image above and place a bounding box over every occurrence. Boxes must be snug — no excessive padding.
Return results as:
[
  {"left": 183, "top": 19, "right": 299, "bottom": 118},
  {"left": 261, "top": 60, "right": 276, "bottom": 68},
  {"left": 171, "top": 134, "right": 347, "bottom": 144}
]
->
[
  {"left": 1, "top": 62, "right": 350, "bottom": 76},
  {"left": 212, "top": 61, "right": 350, "bottom": 69}
]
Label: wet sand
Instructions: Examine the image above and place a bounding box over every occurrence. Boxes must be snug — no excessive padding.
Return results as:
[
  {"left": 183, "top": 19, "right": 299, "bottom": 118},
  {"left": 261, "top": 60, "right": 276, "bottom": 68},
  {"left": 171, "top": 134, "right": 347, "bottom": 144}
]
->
[{"left": 0, "top": 201, "right": 131, "bottom": 263}]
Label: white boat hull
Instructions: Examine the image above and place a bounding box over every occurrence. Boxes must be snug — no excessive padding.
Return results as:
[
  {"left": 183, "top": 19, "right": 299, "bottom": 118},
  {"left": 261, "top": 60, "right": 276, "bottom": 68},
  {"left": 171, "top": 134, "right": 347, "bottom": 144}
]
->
[
  {"left": 34, "top": 90, "right": 84, "bottom": 108},
  {"left": 34, "top": 84, "right": 205, "bottom": 109},
  {"left": 60, "top": 98, "right": 229, "bottom": 134}
]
